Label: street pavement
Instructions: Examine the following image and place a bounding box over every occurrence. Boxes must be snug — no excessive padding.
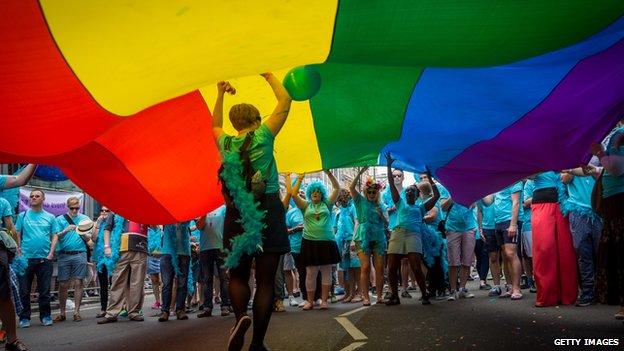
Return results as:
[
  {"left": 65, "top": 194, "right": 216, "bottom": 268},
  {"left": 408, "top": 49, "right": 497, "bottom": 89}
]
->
[{"left": 14, "top": 281, "right": 624, "bottom": 351}]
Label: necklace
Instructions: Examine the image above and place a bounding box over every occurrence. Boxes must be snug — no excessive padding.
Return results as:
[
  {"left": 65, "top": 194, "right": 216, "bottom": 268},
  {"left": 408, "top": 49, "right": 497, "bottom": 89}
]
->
[{"left": 313, "top": 202, "right": 321, "bottom": 221}]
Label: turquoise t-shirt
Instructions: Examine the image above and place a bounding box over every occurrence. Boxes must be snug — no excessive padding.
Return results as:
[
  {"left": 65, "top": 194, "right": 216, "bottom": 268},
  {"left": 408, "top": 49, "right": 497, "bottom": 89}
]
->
[
  {"left": 0, "top": 175, "right": 7, "bottom": 189},
  {"left": 200, "top": 205, "right": 225, "bottom": 251},
  {"left": 217, "top": 124, "right": 279, "bottom": 194},
  {"left": 53, "top": 213, "right": 91, "bottom": 253},
  {"left": 16, "top": 209, "right": 56, "bottom": 259},
  {"left": 566, "top": 176, "right": 595, "bottom": 210},
  {"left": 494, "top": 181, "right": 523, "bottom": 224},
  {"left": 602, "top": 127, "right": 624, "bottom": 198},
  {"left": 0, "top": 198, "right": 12, "bottom": 220},
  {"left": 381, "top": 188, "right": 405, "bottom": 230},
  {"left": 303, "top": 201, "right": 335, "bottom": 241},
  {"left": 285, "top": 207, "right": 303, "bottom": 253},
  {"left": 533, "top": 171, "right": 559, "bottom": 190},
  {"left": 163, "top": 221, "right": 192, "bottom": 256},
  {"left": 395, "top": 198, "right": 426, "bottom": 233},
  {"left": 352, "top": 193, "right": 386, "bottom": 243},
  {"left": 445, "top": 203, "right": 477, "bottom": 232},
  {"left": 477, "top": 200, "right": 495, "bottom": 230},
  {"left": 335, "top": 203, "right": 357, "bottom": 242},
  {"left": 522, "top": 180, "right": 535, "bottom": 232}
]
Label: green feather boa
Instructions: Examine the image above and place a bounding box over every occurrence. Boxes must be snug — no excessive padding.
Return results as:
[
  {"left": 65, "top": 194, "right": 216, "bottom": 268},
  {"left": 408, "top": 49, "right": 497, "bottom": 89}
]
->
[{"left": 220, "top": 148, "right": 266, "bottom": 268}]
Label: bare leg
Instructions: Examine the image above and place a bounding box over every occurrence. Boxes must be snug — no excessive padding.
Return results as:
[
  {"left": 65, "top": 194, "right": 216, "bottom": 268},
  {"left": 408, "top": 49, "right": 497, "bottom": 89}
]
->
[
  {"left": 0, "top": 298, "right": 17, "bottom": 343},
  {"left": 58, "top": 281, "right": 69, "bottom": 317},
  {"left": 74, "top": 279, "right": 84, "bottom": 315}
]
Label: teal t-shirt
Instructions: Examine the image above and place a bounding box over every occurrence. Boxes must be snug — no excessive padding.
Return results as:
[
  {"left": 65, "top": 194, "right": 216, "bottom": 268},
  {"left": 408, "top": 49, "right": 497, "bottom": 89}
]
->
[
  {"left": 381, "top": 188, "right": 405, "bottom": 230},
  {"left": 494, "top": 181, "right": 523, "bottom": 224},
  {"left": 445, "top": 203, "right": 477, "bottom": 232},
  {"left": 163, "top": 222, "right": 192, "bottom": 256},
  {"left": 522, "top": 180, "right": 535, "bottom": 232},
  {"left": 147, "top": 226, "right": 163, "bottom": 254},
  {"left": 16, "top": 209, "right": 56, "bottom": 259},
  {"left": 200, "top": 206, "right": 225, "bottom": 251},
  {"left": 285, "top": 207, "right": 303, "bottom": 253},
  {"left": 533, "top": 171, "right": 559, "bottom": 190},
  {"left": 53, "top": 213, "right": 90, "bottom": 253},
  {"left": 0, "top": 175, "right": 8, "bottom": 189},
  {"left": 303, "top": 201, "right": 335, "bottom": 241},
  {"left": 335, "top": 203, "right": 357, "bottom": 242},
  {"left": 395, "top": 198, "right": 426, "bottom": 233},
  {"left": 352, "top": 193, "right": 386, "bottom": 243},
  {"left": 0, "top": 198, "right": 12, "bottom": 221},
  {"left": 602, "top": 127, "right": 624, "bottom": 198},
  {"left": 217, "top": 124, "right": 279, "bottom": 194},
  {"left": 478, "top": 200, "right": 495, "bottom": 230},
  {"left": 566, "top": 176, "right": 595, "bottom": 210}
]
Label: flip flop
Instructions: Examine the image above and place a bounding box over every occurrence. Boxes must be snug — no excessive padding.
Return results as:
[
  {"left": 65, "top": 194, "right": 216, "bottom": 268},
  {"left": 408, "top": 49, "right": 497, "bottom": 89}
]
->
[{"left": 511, "top": 293, "right": 523, "bottom": 300}]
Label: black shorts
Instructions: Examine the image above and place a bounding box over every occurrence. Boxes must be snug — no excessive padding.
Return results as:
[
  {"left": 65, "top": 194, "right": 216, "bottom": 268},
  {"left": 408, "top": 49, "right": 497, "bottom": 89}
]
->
[
  {"left": 494, "top": 221, "right": 523, "bottom": 246},
  {"left": 224, "top": 192, "right": 289, "bottom": 254},
  {"left": 483, "top": 229, "right": 499, "bottom": 253},
  {"left": 0, "top": 250, "right": 11, "bottom": 300}
]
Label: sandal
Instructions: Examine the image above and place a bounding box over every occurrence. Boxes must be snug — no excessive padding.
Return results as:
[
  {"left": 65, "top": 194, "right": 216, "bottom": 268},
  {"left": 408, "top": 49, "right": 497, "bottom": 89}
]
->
[
  {"left": 614, "top": 310, "right": 624, "bottom": 320},
  {"left": 362, "top": 299, "right": 371, "bottom": 306},
  {"left": 53, "top": 315, "right": 66, "bottom": 323},
  {"left": 511, "top": 293, "right": 523, "bottom": 300},
  {"left": 351, "top": 295, "right": 363, "bottom": 303},
  {"left": 73, "top": 314, "right": 82, "bottom": 322},
  {"left": 342, "top": 295, "right": 353, "bottom": 303},
  {"left": 498, "top": 291, "right": 512, "bottom": 299},
  {"left": 302, "top": 301, "right": 313, "bottom": 310},
  {"left": 319, "top": 302, "right": 328, "bottom": 310}
]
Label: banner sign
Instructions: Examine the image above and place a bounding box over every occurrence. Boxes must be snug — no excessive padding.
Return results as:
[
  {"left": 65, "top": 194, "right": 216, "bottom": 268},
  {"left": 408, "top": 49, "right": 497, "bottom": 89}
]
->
[{"left": 19, "top": 187, "right": 84, "bottom": 217}]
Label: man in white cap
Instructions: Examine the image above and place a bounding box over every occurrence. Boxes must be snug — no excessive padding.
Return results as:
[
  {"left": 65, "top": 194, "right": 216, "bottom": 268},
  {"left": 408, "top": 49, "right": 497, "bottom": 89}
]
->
[{"left": 49, "top": 197, "right": 92, "bottom": 322}]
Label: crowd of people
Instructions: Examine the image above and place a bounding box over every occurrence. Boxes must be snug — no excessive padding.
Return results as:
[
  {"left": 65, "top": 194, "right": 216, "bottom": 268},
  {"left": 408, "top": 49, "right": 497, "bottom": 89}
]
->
[{"left": 0, "top": 74, "right": 622, "bottom": 351}]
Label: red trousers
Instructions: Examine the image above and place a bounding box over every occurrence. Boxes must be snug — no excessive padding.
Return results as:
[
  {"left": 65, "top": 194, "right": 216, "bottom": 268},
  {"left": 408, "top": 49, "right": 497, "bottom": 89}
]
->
[{"left": 531, "top": 203, "right": 578, "bottom": 306}]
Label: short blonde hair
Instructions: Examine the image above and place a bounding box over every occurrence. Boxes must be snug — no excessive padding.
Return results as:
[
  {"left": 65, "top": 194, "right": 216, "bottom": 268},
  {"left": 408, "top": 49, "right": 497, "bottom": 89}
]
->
[
  {"left": 417, "top": 181, "right": 432, "bottom": 198},
  {"left": 229, "top": 103, "right": 260, "bottom": 131},
  {"left": 66, "top": 197, "right": 80, "bottom": 207}
]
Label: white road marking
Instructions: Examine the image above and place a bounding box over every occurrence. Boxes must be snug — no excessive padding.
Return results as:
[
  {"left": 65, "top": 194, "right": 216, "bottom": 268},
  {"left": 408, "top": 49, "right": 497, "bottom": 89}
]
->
[
  {"left": 339, "top": 306, "right": 368, "bottom": 317},
  {"left": 335, "top": 316, "right": 367, "bottom": 341},
  {"left": 339, "top": 341, "right": 367, "bottom": 351}
]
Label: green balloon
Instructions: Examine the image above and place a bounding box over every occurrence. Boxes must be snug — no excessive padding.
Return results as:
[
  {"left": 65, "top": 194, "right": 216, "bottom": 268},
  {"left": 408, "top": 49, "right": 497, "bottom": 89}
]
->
[{"left": 282, "top": 65, "right": 321, "bottom": 101}]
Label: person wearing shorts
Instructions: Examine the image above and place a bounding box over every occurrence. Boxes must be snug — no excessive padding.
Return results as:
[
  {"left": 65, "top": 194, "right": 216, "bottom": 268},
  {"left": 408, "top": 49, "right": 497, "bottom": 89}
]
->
[
  {"left": 521, "top": 179, "right": 537, "bottom": 293},
  {"left": 444, "top": 201, "right": 478, "bottom": 301},
  {"left": 384, "top": 154, "right": 439, "bottom": 305},
  {"left": 50, "top": 197, "right": 91, "bottom": 322},
  {"left": 487, "top": 182, "right": 524, "bottom": 300}
]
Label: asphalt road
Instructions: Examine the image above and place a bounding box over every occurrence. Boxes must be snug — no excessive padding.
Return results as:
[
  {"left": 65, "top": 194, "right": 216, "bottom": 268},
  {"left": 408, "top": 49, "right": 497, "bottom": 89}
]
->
[{"left": 14, "top": 281, "right": 624, "bottom": 351}]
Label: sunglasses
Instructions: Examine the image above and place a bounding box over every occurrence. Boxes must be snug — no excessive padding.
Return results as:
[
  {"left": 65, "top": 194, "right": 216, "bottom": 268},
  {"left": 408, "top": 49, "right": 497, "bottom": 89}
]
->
[
  {"left": 69, "top": 207, "right": 80, "bottom": 210},
  {"left": 366, "top": 190, "right": 378, "bottom": 195},
  {"left": 29, "top": 194, "right": 41, "bottom": 198},
  {"left": 393, "top": 174, "right": 403, "bottom": 178},
  {"left": 101, "top": 209, "right": 110, "bottom": 212}
]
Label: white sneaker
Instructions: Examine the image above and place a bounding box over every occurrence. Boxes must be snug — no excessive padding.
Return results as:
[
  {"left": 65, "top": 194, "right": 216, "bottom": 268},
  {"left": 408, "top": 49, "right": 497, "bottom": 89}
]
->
[
  {"left": 289, "top": 296, "right": 299, "bottom": 307},
  {"left": 66, "top": 299, "right": 75, "bottom": 311},
  {"left": 297, "top": 300, "right": 306, "bottom": 308},
  {"left": 315, "top": 299, "right": 322, "bottom": 306},
  {"left": 458, "top": 288, "right": 474, "bottom": 299},
  {"left": 447, "top": 291, "right": 457, "bottom": 301}
]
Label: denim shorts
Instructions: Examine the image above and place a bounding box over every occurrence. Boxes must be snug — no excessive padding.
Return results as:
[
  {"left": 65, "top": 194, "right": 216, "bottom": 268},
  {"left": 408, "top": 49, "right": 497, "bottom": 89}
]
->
[{"left": 57, "top": 252, "right": 87, "bottom": 281}]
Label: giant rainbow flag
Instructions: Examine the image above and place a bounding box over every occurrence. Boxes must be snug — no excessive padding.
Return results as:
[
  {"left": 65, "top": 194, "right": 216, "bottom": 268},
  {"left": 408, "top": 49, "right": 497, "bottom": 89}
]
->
[{"left": 2, "top": 0, "right": 623, "bottom": 223}]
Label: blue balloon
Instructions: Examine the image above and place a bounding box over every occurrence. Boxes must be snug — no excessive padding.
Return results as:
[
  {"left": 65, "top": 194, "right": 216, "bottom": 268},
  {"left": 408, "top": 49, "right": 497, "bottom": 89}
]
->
[{"left": 35, "top": 165, "right": 69, "bottom": 181}]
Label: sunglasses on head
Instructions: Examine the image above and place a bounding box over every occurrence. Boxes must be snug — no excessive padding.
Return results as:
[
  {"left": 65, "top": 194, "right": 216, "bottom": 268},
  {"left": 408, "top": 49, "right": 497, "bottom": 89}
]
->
[{"left": 69, "top": 207, "right": 80, "bottom": 210}]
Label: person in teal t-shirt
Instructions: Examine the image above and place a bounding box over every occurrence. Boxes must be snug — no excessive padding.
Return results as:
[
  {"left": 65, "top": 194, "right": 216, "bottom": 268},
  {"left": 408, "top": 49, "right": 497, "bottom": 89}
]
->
[
  {"left": 15, "top": 188, "right": 55, "bottom": 327},
  {"left": 50, "top": 197, "right": 91, "bottom": 322},
  {"left": 521, "top": 180, "right": 537, "bottom": 293},
  {"left": 348, "top": 167, "right": 388, "bottom": 306},
  {"left": 591, "top": 123, "right": 624, "bottom": 318},
  {"left": 385, "top": 153, "right": 439, "bottom": 306},
  {"left": 334, "top": 189, "right": 361, "bottom": 303},
  {"left": 211, "top": 73, "right": 292, "bottom": 351},
  {"left": 291, "top": 171, "right": 341, "bottom": 310}
]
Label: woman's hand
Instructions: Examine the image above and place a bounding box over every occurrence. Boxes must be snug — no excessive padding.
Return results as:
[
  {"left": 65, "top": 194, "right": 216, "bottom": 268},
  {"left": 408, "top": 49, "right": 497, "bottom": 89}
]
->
[{"left": 217, "top": 81, "right": 236, "bottom": 96}]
